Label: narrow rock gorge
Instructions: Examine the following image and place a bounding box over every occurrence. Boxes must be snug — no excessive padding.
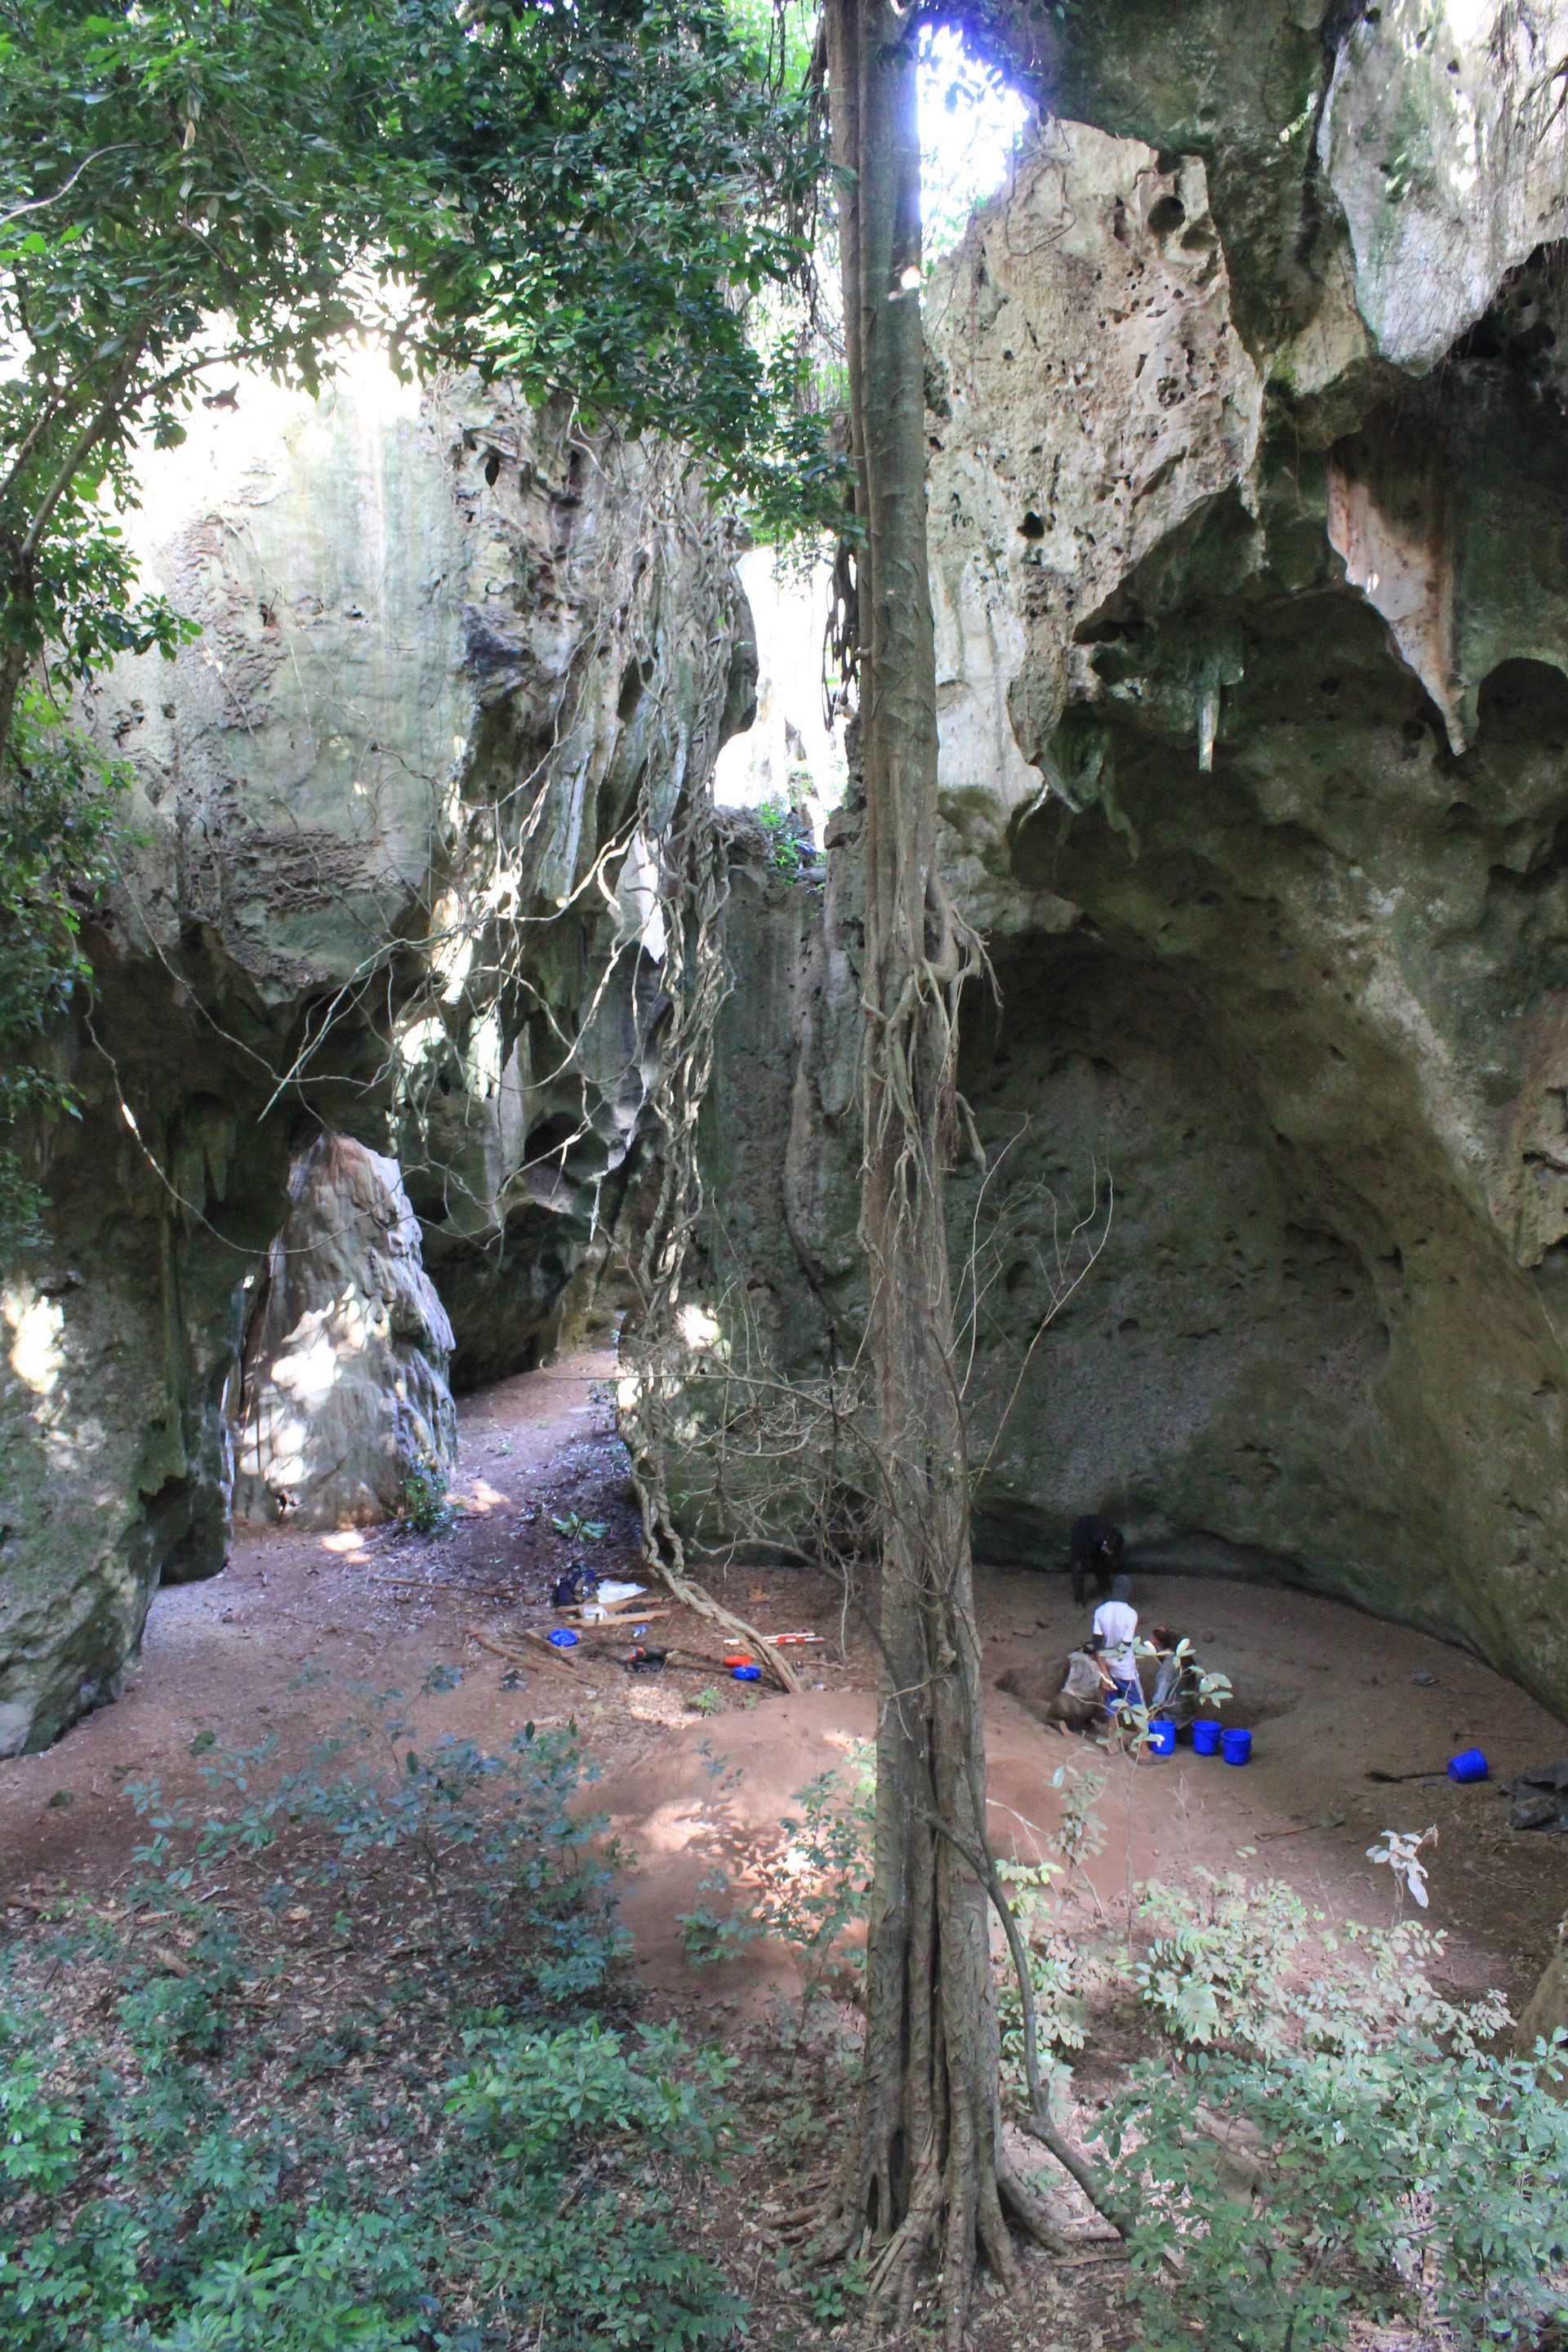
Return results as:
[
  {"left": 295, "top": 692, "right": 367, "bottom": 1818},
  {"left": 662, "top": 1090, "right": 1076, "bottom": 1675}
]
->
[{"left": 0, "top": 370, "right": 751, "bottom": 1753}]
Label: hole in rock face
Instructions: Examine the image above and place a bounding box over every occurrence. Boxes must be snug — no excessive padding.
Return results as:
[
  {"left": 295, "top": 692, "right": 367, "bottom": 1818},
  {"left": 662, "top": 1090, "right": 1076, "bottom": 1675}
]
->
[
  {"left": 1476, "top": 656, "right": 1568, "bottom": 752},
  {"left": 483, "top": 452, "right": 501, "bottom": 487},
  {"left": 525, "top": 1112, "right": 583, "bottom": 1167},
  {"left": 617, "top": 659, "right": 649, "bottom": 722},
  {"left": 1147, "top": 194, "right": 1187, "bottom": 236},
  {"left": 1018, "top": 511, "right": 1045, "bottom": 539}
]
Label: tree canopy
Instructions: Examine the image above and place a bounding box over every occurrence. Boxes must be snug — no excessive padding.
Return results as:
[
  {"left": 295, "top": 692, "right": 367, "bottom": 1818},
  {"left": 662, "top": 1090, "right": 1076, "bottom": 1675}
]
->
[{"left": 0, "top": 0, "right": 830, "bottom": 764}]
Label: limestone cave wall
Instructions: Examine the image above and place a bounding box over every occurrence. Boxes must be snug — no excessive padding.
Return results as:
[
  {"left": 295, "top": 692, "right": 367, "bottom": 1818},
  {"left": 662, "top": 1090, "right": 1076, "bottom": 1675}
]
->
[
  {"left": 690, "top": 3, "right": 1568, "bottom": 1716},
  {"left": 0, "top": 369, "right": 749, "bottom": 1754}
]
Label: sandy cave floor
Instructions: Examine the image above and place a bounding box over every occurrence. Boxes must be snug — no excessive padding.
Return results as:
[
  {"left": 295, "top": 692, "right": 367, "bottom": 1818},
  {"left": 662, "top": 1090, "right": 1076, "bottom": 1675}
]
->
[
  {"left": 7, "top": 1350, "right": 1568, "bottom": 2345},
  {"left": 5, "top": 1348, "right": 1568, "bottom": 2007}
]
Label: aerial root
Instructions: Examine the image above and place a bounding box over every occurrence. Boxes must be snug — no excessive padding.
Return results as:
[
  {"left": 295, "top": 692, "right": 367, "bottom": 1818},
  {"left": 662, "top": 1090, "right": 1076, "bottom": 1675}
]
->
[{"left": 996, "top": 2161, "right": 1076, "bottom": 2255}]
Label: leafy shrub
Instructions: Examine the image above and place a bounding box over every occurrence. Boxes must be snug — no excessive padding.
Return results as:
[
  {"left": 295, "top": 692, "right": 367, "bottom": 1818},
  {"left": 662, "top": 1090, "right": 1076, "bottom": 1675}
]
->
[
  {"left": 1111, "top": 2029, "right": 1568, "bottom": 2352},
  {"left": 445, "top": 2016, "right": 733, "bottom": 2168},
  {"left": 0, "top": 2022, "right": 81, "bottom": 2193},
  {"left": 0, "top": 701, "right": 127, "bottom": 1264},
  {"left": 677, "top": 1748, "right": 874, "bottom": 2002},
  {"left": 0, "top": 1696, "right": 744, "bottom": 2352},
  {"left": 395, "top": 1456, "right": 451, "bottom": 1535},
  {"left": 995, "top": 1859, "right": 1093, "bottom": 2077},
  {"left": 1104, "top": 1873, "right": 1564, "bottom": 2351}
]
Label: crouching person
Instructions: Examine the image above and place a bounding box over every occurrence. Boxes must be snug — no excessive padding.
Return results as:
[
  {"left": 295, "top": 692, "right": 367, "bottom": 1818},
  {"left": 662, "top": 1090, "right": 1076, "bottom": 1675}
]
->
[{"left": 996, "top": 1642, "right": 1105, "bottom": 1736}]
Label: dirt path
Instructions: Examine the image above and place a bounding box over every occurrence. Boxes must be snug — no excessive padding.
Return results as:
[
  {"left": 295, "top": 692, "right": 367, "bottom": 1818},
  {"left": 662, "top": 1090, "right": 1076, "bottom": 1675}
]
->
[{"left": 5, "top": 1351, "right": 1566, "bottom": 2014}]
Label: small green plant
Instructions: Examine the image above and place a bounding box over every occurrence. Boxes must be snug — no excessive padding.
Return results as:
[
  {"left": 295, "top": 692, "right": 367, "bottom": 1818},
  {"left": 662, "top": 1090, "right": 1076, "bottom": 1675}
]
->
[
  {"left": 690, "top": 1685, "right": 725, "bottom": 1717},
  {"left": 679, "top": 1887, "right": 765, "bottom": 1968},
  {"left": 760, "top": 1754, "right": 875, "bottom": 1998},
  {"left": 753, "top": 798, "right": 808, "bottom": 879},
  {"left": 1046, "top": 1755, "right": 1108, "bottom": 1885},
  {"left": 550, "top": 1511, "right": 608, "bottom": 1540},
  {"left": 1365, "top": 1822, "right": 1437, "bottom": 1915},
  {"left": 776, "top": 2247, "right": 869, "bottom": 2324},
  {"left": 397, "top": 1454, "right": 451, "bottom": 1535},
  {"left": 0, "top": 2024, "right": 82, "bottom": 2193},
  {"left": 1136, "top": 1870, "right": 1314, "bottom": 2049},
  {"left": 994, "top": 1857, "right": 1094, "bottom": 2083}
]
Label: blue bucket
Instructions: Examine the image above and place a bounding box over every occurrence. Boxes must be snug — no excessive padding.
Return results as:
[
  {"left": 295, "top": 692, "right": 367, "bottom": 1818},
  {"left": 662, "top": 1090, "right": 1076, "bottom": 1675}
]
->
[
  {"left": 1222, "top": 1727, "right": 1253, "bottom": 1767},
  {"left": 1147, "top": 1717, "right": 1177, "bottom": 1757},
  {"left": 733, "top": 1663, "right": 761, "bottom": 1682},
  {"left": 1192, "top": 1719, "right": 1222, "bottom": 1757},
  {"left": 548, "top": 1628, "right": 579, "bottom": 1649},
  {"left": 1447, "top": 1746, "right": 1488, "bottom": 1783}
]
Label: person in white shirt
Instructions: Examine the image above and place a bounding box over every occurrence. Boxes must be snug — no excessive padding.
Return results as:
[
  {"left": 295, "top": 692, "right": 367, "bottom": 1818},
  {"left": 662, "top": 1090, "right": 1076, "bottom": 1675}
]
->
[{"left": 1092, "top": 1577, "right": 1141, "bottom": 1719}]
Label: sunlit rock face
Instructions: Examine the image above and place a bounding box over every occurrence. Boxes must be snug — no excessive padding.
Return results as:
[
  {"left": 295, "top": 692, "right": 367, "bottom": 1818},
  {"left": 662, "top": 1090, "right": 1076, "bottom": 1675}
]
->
[
  {"left": 232, "top": 1134, "right": 456, "bottom": 1530},
  {"left": 0, "top": 368, "right": 747, "bottom": 1752},
  {"left": 1319, "top": 0, "right": 1568, "bottom": 376},
  {"left": 697, "top": 16, "right": 1568, "bottom": 1715}
]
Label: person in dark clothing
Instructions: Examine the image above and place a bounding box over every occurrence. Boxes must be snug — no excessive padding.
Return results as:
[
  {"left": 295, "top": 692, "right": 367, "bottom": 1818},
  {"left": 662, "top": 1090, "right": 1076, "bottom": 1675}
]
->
[{"left": 1068, "top": 1514, "right": 1125, "bottom": 1606}]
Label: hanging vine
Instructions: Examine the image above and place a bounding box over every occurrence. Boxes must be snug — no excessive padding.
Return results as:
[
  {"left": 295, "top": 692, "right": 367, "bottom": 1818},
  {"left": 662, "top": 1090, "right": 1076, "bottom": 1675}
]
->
[{"left": 614, "top": 770, "right": 802, "bottom": 1693}]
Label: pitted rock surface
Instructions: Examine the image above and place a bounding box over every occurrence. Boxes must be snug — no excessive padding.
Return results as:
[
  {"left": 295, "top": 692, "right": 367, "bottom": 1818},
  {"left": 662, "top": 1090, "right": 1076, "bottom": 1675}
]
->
[{"left": 232, "top": 1134, "right": 457, "bottom": 1530}]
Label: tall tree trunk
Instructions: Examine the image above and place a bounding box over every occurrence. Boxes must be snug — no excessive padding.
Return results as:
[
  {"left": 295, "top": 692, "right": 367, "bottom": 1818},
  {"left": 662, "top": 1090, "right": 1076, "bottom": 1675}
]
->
[{"left": 821, "top": 6, "right": 1052, "bottom": 2336}]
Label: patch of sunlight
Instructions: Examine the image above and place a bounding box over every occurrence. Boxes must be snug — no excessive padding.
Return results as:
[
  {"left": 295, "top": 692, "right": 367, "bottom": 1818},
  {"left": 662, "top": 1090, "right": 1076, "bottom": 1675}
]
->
[
  {"left": 269, "top": 1324, "right": 344, "bottom": 1407},
  {"left": 626, "top": 1802, "right": 724, "bottom": 1858},
  {"left": 4, "top": 1289, "right": 65, "bottom": 1396},
  {"left": 397, "top": 1014, "right": 447, "bottom": 1071},
  {"left": 676, "top": 1303, "right": 723, "bottom": 1352},
  {"left": 465, "top": 1005, "right": 505, "bottom": 1098},
  {"left": 919, "top": 22, "right": 1032, "bottom": 263},
  {"left": 615, "top": 830, "right": 668, "bottom": 960},
  {"left": 330, "top": 329, "right": 422, "bottom": 426},
  {"left": 321, "top": 1530, "right": 368, "bottom": 1555},
  {"left": 1437, "top": 0, "right": 1490, "bottom": 51},
  {"left": 462, "top": 1479, "right": 510, "bottom": 1514},
  {"left": 711, "top": 546, "right": 845, "bottom": 831},
  {"left": 248, "top": 1410, "right": 306, "bottom": 1494},
  {"left": 434, "top": 920, "right": 477, "bottom": 1004}
]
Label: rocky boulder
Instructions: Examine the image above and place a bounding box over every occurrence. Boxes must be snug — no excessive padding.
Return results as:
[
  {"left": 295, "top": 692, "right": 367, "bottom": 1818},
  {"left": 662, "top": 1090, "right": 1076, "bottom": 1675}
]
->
[{"left": 231, "top": 1134, "right": 456, "bottom": 1530}]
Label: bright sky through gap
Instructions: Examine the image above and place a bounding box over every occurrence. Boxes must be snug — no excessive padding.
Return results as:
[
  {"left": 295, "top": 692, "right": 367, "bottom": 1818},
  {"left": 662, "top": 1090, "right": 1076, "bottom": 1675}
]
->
[{"left": 918, "top": 24, "right": 1032, "bottom": 260}]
